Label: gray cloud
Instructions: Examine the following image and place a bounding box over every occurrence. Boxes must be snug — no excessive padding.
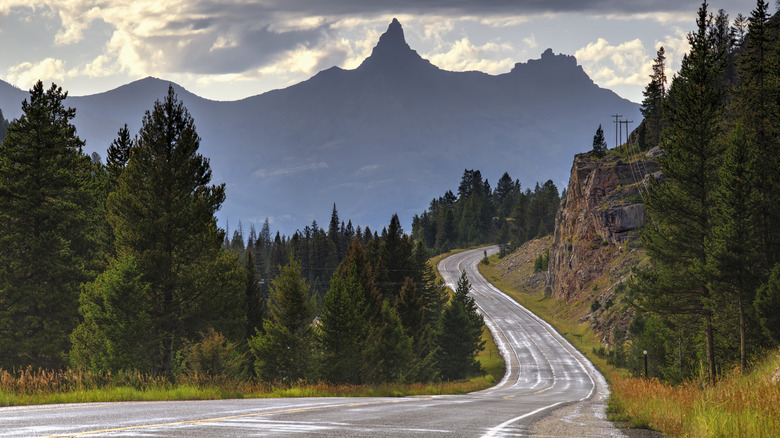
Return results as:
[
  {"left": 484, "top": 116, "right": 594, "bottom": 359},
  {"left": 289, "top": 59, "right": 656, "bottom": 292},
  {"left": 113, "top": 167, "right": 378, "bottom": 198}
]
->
[{"left": 239, "top": 0, "right": 738, "bottom": 16}]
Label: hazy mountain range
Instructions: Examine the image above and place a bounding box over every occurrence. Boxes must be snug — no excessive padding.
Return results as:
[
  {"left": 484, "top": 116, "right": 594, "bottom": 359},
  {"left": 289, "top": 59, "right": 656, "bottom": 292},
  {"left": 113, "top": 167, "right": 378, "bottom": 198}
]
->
[{"left": 0, "top": 19, "right": 641, "bottom": 236}]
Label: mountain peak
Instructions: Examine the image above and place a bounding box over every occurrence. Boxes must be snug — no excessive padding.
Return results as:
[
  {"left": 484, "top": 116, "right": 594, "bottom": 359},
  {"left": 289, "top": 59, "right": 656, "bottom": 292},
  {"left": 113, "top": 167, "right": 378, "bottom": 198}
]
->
[
  {"left": 377, "top": 18, "right": 406, "bottom": 48},
  {"left": 357, "top": 18, "right": 434, "bottom": 72}
]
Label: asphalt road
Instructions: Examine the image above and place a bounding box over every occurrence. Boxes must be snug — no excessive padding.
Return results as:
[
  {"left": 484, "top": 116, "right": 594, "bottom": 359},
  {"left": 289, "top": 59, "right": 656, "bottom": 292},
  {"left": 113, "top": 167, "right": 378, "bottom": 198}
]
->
[{"left": 1, "top": 247, "right": 618, "bottom": 437}]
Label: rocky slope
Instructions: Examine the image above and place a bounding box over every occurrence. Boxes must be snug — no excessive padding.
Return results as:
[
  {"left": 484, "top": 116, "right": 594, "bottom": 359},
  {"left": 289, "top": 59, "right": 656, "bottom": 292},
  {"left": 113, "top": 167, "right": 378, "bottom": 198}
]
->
[
  {"left": 548, "top": 146, "right": 660, "bottom": 343},
  {"left": 495, "top": 145, "right": 660, "bottom": 346}
]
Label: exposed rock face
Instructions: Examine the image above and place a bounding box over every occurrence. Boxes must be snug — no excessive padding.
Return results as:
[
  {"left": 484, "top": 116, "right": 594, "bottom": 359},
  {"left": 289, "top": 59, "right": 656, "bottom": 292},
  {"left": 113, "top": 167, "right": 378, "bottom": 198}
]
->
[{"left": 548, "top": 150, "right": 658, "bottom": 302}]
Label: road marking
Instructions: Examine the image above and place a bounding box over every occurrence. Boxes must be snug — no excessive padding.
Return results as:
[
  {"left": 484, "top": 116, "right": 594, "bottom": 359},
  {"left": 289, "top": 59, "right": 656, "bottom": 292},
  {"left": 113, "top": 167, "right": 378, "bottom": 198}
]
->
[
  {"left": 481, "top": 401, "right": 565, "bottom": 438},
  {"left": 42, "top": 398, "right": 427, "bottom": 437}
]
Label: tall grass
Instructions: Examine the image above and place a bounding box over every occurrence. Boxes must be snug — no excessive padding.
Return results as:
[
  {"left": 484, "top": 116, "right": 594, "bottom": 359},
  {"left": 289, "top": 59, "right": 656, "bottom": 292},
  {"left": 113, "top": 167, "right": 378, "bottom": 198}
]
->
[{"left": 608, "top": 352, "right": 780, "bottom": 437}]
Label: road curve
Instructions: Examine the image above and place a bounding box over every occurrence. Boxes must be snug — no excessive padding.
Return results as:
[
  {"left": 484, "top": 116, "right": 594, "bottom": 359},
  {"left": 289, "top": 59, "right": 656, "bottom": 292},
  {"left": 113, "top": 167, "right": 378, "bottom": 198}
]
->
[{"left": 1, "top": 247, "right": 620, "bottom": 437}]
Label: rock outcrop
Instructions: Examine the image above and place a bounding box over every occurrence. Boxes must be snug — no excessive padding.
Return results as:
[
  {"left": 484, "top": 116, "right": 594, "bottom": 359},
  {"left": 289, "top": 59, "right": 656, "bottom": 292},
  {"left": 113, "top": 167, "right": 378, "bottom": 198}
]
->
[{"left": 548, "top": 149, "right": 658, "bottom": 302}]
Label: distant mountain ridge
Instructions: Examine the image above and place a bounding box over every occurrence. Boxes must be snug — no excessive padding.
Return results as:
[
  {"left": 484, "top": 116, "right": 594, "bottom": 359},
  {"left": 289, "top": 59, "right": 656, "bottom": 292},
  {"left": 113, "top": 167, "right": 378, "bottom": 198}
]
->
[{"left": 0, "top": 19, "right": 641, "bottom": 235}]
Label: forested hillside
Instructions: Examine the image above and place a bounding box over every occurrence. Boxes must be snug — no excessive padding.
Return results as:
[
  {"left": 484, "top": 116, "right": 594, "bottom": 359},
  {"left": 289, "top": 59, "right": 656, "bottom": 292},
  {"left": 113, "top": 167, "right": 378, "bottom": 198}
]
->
[
  {"left": 411, "top": 170, "right": 561, "bottom": 255},
  {"left": 613, "top": 1, "right": 780, "bottom": 384},
  {"left": 0, "top": 83, "right": 486, "bottom": 385}
]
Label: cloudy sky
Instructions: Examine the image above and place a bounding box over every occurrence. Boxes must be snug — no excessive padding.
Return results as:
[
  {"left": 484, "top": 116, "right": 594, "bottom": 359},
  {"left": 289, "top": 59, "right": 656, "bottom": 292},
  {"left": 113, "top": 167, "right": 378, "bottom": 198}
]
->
[{"left": 0, "top": 0, "right": 759, "bottom": 104}]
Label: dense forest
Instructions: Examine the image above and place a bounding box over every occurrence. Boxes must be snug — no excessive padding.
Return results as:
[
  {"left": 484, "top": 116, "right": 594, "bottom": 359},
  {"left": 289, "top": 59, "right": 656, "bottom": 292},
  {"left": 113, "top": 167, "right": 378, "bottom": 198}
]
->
[
  {"left": 0, "top": 84, "right": 485, "bottom": 384},
  {"left": 411, "top": 170, "right": 561, "bottom": 256},
  {"left": 616, "top": 1, "right": 780, "bottom": 384}
]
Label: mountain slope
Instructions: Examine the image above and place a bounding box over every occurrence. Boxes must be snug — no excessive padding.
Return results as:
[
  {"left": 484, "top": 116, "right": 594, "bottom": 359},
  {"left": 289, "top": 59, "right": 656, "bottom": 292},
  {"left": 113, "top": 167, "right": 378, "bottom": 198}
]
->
[{"left": 0, "top": 19, "right": 641, "bottom": 234}]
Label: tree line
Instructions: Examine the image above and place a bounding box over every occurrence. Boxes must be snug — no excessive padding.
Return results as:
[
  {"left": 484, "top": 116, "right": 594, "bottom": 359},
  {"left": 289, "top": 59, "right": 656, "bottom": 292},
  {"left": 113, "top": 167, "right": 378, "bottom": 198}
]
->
[
  {"left": 411, "top": 169, "right": 561, "bottom": 256},
  {"left": 619, "top": 1, "right": 780, "bottom": 384},
  {"left": 0, "top": 83, "right": 485, "bottom": 383}
]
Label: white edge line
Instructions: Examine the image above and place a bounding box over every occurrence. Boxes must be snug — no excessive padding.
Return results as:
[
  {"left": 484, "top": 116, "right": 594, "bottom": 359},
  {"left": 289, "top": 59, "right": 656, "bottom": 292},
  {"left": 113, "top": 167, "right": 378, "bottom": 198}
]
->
[{"left": 480, "top": 401, "right": 565, "bottom": 438}]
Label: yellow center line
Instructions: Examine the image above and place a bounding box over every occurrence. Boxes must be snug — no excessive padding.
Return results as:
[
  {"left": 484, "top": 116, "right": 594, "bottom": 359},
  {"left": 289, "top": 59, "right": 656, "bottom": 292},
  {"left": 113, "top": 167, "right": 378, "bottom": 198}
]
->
[
  {"left": 502, "top": 384, "right": 555, "bottom": 399},
  {"left": 43, "top": 398, "right": 427, "bottom": 437}
]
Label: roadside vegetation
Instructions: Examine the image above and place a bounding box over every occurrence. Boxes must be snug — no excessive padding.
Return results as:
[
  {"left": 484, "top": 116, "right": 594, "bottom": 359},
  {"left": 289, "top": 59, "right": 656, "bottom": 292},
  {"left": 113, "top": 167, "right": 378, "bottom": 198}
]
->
[
  {"left": 480, "top": 249, "right": 780, "bottom": 437},
  {"left": 0, "top": 326, "right": 503, "bottom": 407}
]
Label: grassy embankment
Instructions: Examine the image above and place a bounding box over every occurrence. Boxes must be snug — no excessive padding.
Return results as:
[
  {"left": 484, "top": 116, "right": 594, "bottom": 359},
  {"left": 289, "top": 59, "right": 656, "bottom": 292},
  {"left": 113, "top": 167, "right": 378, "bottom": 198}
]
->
[
  {"left": 479, "top": 245, "right": 780, "bottom": 437},
  {"left": 0, "top": 250, "right": 503, "bottom": 407}
]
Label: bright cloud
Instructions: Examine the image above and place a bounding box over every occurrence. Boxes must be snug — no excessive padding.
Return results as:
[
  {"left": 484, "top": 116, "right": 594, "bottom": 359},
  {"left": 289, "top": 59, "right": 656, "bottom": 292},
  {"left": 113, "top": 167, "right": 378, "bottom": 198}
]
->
[
  {"left": 7, "top": 58, "right": 67, "bottom": 88},
  {"left": 575, "top": 38, "right": 652, "bottom": 88},
  {"left": 426, "top": 38, "right": 515, "bottom": 74}
]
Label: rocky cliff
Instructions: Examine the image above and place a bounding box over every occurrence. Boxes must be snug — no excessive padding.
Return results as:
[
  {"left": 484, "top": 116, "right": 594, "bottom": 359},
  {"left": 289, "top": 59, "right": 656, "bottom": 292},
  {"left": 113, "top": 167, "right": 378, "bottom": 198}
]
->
[{"left": 546, "top": 146, "right": 660, "bottom": 343}]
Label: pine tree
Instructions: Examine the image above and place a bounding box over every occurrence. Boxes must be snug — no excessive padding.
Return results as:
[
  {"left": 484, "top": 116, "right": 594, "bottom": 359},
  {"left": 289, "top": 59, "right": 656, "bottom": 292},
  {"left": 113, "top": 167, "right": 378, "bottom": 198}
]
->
[
  {"left": 755, "top": 264, "right": 780, "bottom": 341},
  {"left": 106, "top": 124, "right": 133, "bottom": 187},
  {"left": 637, "top": 2, "right": 726, "bottom": 383},
  {"left": 364, "top": 300, "right": 414, "bottom": 383},
  {"left": 249, "top": 257, "right": 314, "bottom": 382},
  {"left": 107, "top": 85, "right": 241, "bottom": 374},
  {"left": 0, "top": 108, "right": 10, "bottom": 144},
  {"left": 244, "top": 247, "right": 265, "bottom": 340},
  {"left": 70, "top": 254, "right": 153, "bottom": 371},
  {"left": 708, "top": 124, "right": 763, "bottom": 369},
  {"left": 0, "top": 81, "right": 97, "bottom": 369},
  {"left": 736, "top": 0, "right": 780, "bottom": 271},
  {"left": 640, "top": 46, "right": 667, "bottom": 150},
  {"left": 436, "top": 272, "right": 484, "bottom": 380},
  {"left": 592, "top": 124, "right": 607, "bottom": 157},
  {"left": 318, "top": 261, "right": 368, "bottom": 384}
]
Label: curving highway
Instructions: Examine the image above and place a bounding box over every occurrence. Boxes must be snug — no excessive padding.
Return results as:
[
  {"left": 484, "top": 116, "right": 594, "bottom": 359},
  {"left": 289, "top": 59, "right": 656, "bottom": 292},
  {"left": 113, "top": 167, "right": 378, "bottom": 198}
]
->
[{"left": 1, "top": 247, "right": 621, "bottom": 437}]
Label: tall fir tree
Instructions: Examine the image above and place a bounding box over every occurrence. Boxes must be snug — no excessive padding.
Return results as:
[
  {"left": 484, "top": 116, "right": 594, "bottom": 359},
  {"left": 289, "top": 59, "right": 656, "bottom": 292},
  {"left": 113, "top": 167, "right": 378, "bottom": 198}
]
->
[
  {"left": 0, "top": 81, "right": 97, "bottom": 369},
  {"left": 435, "top": 272, "right": 484, "bottom": 380},
  {"left": 736, "top": 0, "right": 780, "bottom": 271},
  {"left": 106, "top": 85, "right": 242, "bottom": 374},
  {"left": 249, "top": 257, "right": 314, "bottom": 382},
  {"left": 592, "top": 124, "right": 607, "bottom": 157},
  {"left": 318, "top": 261, "right": 368, "bottom": 384},
  {"left": 640, "top": 46, "right": 667, "bottom": 150},
  {"left": 636, "top": 2, "right": 726, "bottom": 384},
  {"left": 707, "top": 124, "right": 763, "bottom": 369}
]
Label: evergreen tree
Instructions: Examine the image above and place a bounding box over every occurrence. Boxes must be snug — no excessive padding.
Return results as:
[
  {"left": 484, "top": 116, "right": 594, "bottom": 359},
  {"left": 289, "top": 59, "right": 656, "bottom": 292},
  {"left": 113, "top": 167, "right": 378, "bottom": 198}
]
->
[
  {"left": 640, "top": 47, "right": 667, "bottom": 150},
  {"left": 0, "top": 81, "right": 96, "bottom": 369},
  {"left": 364, "top": 300, "right": 414, "bottom": 383},
  {"left": 735, "top": 0, "right": 780, "bottom": 271},
  {"left": 708, "top": 124, "right": 763, "bottom": 369},
  {"left": 244, "top": 247, "right": 265, "bottom": 340},
  {"left": 249, "top": 257, "right": 314, "bottom": 382},
  {"left": 592, "top": 124, "right": 608, "bottom": 157},
  {"left": 318, "top": 261, "right": 368, "bottom": 384},
  {"left": 107, "top": 85, "right": 241, "bottom": 374},
  {"left": 0, "top": 108, "right": 10, "bottom": 144},
  {"left": 435, "top": 272, "right": 484, "bottom": 380},
  {"left": 70, "top": 254, "right": 153, "bottom": 372},
  {"left": 755, "top": 264, "right": 780, "bottom": 341},
  {"left": 636, "top": 2, "right": 726, "bottom": 383},
  {"left": 105, "top": 124, "right": 133, "bottom": 187}
]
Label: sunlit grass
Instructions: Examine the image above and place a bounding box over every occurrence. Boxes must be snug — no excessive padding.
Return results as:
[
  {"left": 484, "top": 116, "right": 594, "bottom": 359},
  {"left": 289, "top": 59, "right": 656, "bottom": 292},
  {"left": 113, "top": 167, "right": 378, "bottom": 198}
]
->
[{"left": 608, "top": 352, "right": 780, "bottom": 437}]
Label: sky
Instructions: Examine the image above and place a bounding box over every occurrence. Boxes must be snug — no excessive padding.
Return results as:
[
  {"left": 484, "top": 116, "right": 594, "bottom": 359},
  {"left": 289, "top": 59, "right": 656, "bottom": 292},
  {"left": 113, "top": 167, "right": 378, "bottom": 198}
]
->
[{"left": 0, "top": 0, "right": 761, "bottom": 105}]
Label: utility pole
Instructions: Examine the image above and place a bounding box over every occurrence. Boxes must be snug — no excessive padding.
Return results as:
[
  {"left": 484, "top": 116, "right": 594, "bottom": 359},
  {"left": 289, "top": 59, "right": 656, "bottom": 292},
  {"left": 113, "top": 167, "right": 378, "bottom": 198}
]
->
[
  {"left": 620, "top": 119, "right": 634, "bottom": 145},
  {"left": 611, "top": 114, "right": 622, "bottom": 148}
]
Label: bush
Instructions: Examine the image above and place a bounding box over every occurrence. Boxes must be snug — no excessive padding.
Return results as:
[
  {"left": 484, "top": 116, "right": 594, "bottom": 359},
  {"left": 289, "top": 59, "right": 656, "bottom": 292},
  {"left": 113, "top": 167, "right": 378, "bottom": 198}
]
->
[
  {"left": 533, "top": 250, "right": 549, "bottom": 273},
  {"left": 177, "top": 328, "right": 246, "bottom": 379}
]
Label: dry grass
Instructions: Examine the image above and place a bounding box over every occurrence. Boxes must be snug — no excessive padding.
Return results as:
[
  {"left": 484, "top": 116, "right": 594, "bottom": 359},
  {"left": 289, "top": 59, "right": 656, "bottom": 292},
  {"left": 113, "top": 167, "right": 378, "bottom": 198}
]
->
[{"left": 608, "top": 352, "right": 780, "bottom": 437}]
